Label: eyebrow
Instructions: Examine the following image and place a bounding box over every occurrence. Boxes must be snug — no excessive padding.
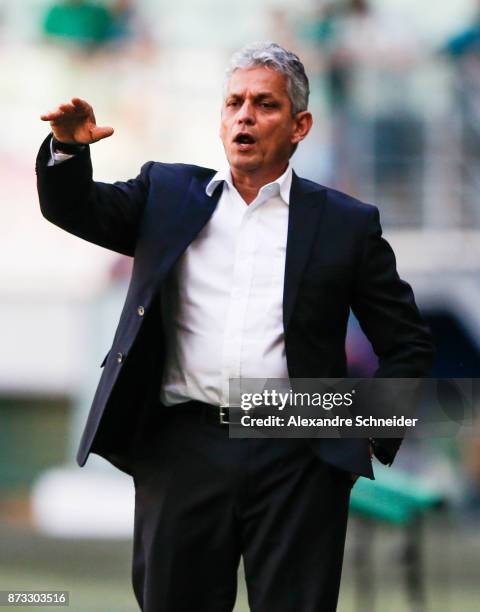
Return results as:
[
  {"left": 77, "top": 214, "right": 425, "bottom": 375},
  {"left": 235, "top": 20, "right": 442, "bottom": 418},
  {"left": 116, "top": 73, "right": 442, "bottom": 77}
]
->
[{"left": 226, "top": 92, "right": 279, "bottom": 101}]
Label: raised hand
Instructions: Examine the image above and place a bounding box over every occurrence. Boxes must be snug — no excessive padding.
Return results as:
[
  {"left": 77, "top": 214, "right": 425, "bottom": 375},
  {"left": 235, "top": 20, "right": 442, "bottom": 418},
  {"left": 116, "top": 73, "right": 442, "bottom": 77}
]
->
[{"left": 40, "top": 98, "right": 114, "bottom": 145}]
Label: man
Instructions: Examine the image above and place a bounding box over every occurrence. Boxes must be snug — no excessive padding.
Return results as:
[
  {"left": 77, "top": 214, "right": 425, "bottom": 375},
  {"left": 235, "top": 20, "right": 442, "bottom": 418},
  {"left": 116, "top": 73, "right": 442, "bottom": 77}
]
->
[{"left": 36, "top": 42, "right": 434, "bottom": 612}]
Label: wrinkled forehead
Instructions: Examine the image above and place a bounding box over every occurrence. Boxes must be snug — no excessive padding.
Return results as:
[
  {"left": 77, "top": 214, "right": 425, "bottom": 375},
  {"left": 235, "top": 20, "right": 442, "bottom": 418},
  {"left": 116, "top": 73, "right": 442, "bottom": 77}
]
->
[{"left": 224, "top": 66, "right": 289, "bottom": 99}]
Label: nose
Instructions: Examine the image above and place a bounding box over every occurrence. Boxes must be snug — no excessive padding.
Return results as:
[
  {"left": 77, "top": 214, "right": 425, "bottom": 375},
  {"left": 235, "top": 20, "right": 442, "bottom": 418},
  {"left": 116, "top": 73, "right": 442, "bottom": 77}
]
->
[{"left": 236, "top": 100, "right": 255, "bottom": 126}]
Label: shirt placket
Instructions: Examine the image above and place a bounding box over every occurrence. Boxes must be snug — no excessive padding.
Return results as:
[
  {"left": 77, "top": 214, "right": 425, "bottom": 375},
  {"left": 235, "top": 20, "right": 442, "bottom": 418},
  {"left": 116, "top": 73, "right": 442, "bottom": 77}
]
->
[{"left": 220, "top": 199, "right": 259, "bottom": 406}]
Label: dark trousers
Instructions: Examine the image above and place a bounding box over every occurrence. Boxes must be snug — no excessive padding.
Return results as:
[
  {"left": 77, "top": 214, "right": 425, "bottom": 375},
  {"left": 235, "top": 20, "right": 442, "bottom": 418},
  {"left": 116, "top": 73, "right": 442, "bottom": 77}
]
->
[{"left": 130, "top": 403, "right": 353, "bottom": 612}]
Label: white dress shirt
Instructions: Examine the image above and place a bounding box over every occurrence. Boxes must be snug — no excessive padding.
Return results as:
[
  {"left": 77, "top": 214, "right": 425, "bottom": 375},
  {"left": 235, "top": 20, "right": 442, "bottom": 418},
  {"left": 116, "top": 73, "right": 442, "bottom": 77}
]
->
[
  {"left": 160, "top": 164, "right": 292, "bottom": 407},
  {"left": 47, "top": 138, "right": 77, "bottom": 166}
]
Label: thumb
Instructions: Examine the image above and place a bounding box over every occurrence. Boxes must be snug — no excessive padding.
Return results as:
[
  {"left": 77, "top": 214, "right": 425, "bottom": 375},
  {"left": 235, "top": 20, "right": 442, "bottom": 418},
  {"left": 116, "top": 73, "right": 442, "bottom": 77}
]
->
[{"left": 92, "top": 126, "right": 114, "bottom": 142}]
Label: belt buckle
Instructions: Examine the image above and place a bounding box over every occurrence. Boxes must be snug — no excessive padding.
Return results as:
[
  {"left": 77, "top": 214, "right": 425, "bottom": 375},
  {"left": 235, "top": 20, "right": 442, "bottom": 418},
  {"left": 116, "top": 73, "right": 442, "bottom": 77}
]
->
[
  {"left": 219, "top": 407, "right": 230, "bottom": 425},
  {"left": 220, "top": 406, "right": 252, "bottom": 425}
]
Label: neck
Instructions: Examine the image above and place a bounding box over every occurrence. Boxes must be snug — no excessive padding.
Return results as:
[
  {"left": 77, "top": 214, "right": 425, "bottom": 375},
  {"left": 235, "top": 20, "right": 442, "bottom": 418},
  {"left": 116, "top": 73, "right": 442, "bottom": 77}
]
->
[{"left": 230, "top": 163, "right": 289, "bottom": 204}]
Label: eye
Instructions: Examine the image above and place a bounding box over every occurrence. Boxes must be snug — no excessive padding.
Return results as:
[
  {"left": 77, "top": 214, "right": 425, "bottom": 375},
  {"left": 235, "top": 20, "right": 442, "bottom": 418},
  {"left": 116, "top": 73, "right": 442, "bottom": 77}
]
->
[{"left": 260, "top": 102, "right": 276, "bottom": 109}]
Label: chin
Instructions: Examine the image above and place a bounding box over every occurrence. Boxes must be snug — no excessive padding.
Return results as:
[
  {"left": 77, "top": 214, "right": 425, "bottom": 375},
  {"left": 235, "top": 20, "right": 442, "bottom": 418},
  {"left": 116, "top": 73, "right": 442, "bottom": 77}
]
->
[{"left": 228, "top": 154, "right": 260, "bottom": 174}]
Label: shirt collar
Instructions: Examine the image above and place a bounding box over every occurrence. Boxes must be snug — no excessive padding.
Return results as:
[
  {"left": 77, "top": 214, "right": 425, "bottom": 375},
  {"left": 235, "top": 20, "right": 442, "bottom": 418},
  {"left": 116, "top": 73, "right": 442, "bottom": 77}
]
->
[{"left": 206, "top": 163, "right": 292, "bottom": 205}]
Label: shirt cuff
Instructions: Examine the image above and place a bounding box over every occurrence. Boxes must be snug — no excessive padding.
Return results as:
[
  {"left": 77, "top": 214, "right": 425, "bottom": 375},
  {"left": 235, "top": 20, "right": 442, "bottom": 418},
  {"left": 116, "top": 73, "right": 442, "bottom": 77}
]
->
[{"left": 47, "top": 135, "right": 79, "bottom": 167}]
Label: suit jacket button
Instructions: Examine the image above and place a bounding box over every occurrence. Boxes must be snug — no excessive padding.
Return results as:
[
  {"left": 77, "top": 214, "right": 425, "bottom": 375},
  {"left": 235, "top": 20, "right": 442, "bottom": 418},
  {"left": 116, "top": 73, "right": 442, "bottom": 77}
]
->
[
  {"left": 116, "top": 352, "right": 124, "bottom": 364},
  {"left": 137, "top": 306, "right": 145, "bottom": 316}
]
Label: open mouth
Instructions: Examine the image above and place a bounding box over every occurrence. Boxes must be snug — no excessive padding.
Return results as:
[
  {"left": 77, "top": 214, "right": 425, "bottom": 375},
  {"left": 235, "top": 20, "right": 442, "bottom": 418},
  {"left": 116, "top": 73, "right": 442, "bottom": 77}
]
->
[{"left": 234, "top": 133, "right": 257, "bottom": 149}]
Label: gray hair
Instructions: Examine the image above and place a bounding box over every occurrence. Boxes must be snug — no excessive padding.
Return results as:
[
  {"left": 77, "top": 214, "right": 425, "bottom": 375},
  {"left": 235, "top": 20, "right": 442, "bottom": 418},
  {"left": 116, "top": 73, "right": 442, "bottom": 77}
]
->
[{"left": 225, "top": 42, "right": 310, "bottom": 116}]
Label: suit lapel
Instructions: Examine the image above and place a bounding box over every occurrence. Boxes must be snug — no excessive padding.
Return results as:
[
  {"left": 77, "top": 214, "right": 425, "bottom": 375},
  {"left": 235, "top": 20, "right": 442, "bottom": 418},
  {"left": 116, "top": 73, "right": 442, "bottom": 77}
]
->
[
  {"left": 152, "top": 173, "right": 222, "bottom": 281},
  {"left": 178, "top": 173, "right": 222, "bottom": 248},
  {"left": 283, "top": 172, "right": 327, "bottom": 331}
]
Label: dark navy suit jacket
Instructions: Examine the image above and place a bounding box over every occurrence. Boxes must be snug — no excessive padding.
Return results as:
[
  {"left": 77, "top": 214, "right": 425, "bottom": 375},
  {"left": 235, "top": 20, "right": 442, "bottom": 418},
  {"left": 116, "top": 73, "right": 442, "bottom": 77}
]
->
[{"left": 36, "top": 134, "right": 434, "bottom": 478}]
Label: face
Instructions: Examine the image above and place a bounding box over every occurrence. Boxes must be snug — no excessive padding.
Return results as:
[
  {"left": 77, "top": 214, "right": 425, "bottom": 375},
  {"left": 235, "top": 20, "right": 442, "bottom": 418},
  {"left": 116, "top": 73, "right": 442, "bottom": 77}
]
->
[{"left": 220, "top": 66, "right": 312, "bottom": 180}]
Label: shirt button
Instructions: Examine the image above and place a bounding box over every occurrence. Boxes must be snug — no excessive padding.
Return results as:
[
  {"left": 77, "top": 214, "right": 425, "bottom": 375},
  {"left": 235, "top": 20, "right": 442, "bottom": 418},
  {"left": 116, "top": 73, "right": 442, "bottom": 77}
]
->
[
  {"left": 137, "top": 306, "right": 145, "bottom": 316},
  {"left": 116, "top": 352, "right": 124, "bottom": 364}
]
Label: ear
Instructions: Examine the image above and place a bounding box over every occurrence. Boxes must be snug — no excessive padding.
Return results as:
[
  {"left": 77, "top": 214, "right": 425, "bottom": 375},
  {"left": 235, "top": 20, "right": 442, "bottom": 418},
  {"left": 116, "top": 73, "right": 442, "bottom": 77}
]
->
[
  {"left": 219, "top": 98, "right": 229, "bottom": 134},
  {"left": 291, "top": 111, "right": 313, "bottom": 145}
]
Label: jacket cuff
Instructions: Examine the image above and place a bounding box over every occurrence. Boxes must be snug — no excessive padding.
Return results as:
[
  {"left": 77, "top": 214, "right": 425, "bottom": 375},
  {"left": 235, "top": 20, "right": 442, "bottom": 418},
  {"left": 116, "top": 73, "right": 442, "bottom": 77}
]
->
[{"left": 52, "top": 135, "right": 86, "bottom": 155}]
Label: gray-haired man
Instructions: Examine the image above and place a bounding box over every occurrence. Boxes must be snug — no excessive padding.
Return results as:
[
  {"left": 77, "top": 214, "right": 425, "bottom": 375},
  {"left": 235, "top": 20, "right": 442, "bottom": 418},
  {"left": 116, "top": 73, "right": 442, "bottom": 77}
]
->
[{"left": 37, "top": 42, "right": 434, "bottom": 611}]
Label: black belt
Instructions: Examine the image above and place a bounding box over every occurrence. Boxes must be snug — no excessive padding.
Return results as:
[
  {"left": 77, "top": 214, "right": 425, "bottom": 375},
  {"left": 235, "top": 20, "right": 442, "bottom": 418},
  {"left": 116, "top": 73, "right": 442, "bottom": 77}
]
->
[{"left": 163, "top": 401, "right": 248, "bottom": 425}]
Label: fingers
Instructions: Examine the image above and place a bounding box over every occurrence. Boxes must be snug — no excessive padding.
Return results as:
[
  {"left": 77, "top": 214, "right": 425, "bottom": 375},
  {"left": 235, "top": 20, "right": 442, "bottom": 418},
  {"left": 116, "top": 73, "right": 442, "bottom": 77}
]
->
[
  {"left": 59, "top": 103, "right": 76, "bottom": 113},
  {"left": 39, "top": 99, "right": 113, "bottom": 143},
  {"left": 40, "top": 98, "right": 93, "bottom": 122},
  {"left": 40, "top": 109, "right": 63, "bottom": 121},
  {"left": 92, "top": 126, "right": 115, "bottom": 141},
  {"left": 71, "top": 97, "right": 93, "bottom": 114},
  {"left": 40, "top": 106, "right": 75, "bottom": 122}
]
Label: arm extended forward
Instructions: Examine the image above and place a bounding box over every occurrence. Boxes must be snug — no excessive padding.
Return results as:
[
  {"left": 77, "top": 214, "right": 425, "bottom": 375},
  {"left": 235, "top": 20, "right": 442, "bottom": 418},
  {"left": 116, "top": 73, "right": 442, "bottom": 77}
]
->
[{"left": 36, "top": 98, "right": 151, "bottom": 256}]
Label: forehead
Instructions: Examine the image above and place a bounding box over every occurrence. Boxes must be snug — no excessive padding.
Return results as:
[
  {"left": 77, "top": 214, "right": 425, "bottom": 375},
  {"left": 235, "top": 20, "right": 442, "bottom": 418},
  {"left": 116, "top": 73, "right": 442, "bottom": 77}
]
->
[{"left": 225, "top": 66, "right": 289, "bottom": 97}]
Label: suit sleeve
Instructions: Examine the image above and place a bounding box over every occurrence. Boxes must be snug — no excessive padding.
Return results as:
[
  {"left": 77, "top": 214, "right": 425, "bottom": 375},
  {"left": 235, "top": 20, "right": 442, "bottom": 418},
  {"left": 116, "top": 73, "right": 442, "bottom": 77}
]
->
[
  {"left": 36, "top": 134, "right": 153, "bottom": 257},
  {"left": 351, "top": 206, "right": 435, "bottom": 464}
]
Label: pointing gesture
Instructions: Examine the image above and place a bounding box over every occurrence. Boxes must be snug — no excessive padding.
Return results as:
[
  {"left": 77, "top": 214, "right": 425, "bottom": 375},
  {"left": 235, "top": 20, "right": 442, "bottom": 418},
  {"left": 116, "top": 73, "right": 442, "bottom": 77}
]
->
[{"left": 40, "top": 98, "right": 114, "bottom": 145}]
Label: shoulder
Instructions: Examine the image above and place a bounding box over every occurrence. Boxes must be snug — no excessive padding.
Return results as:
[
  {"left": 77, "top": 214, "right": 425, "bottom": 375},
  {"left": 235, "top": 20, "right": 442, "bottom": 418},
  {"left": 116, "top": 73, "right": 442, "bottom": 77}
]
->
[
  {"left": 295, "top": 174, "right": 379, "bottom": 223},
  {"left": 325, "top": 187, "right": 377, "bottom": 218},
  {"left": 143, "top": 161, "right": 216, "bottom": 184}
]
